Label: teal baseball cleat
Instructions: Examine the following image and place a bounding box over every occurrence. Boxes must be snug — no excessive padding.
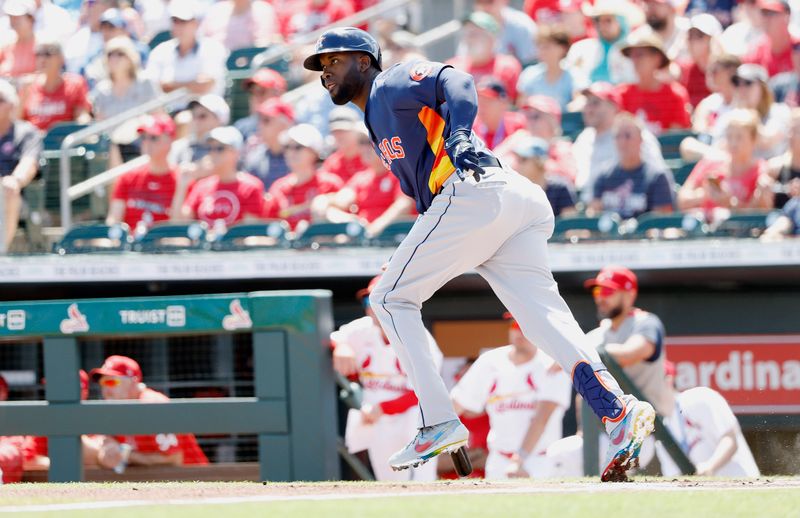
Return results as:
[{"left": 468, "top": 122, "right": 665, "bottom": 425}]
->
[
  {"left": 389, "top": 419, "right": 469, "bottom": 471},
  {"left": 601, "top": 397, "right": 656, "bottom": 482}
]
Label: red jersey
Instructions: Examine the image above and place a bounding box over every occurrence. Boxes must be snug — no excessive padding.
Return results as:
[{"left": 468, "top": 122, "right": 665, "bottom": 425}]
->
[
  {"left": 21, "top": 435, "right": 48, "bottom": 463},
  {"left": 0, "top": 437, "right": 24, "bottom": 483},
  {"left": 265, "top": 171, "right": 343, "bottom": 229},
  {"left": 321, "top": 150, "right": 368, "bottom": 184},
  {"left": 114, "top": 388, "right": 208, "bottom": 465},
  {"left": 22, "top": 74, "right": 91, "bottom": 131},
  {"left": 111, "top": 165, "right": 177, "bottom": 230},
  {"left": 677, "top": 59, "right": 711, "bottom": 108},
  {"left": 743, "top": 35, "right": 794, "bottom": 77},
  {"left": 184, "top": 172, "right": 265, "bottom": 226},
  {"left": 279, "top": 0, "right": 354, "bottom": 38},
  {"left": 616, "top": 82, "right": 692, "bottom": 134},
  {"left": 345, "top": 169, "right": 404, "bottom": 222},
  {"left": 447, "top": 54, "right": 522, "bottom": 102},
  {"left": 473, "top": 112, "right": 527, "bottom": 150},
  {"left": 684, "top": 159, "right": 764, "bottom": 215}
]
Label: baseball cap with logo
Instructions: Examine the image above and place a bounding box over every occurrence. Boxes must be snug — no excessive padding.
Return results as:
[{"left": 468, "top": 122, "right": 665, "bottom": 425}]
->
[
  {"left": 188, "top": 94, "right": 231, "bottom": 125},
  {"left": 207, "top": 126, "right": 244, "bottom": 151},
  {"left": 582, "top": 82, "right": 622, "bottom": 108},
  {"left": 583, "top": 265, "right": 639, "bottom": 292},
  {"left": 243, "top": 68, "right": 287, "bottom": 93},
  {"left": 137, "top": 113, "right": 177, "bottom": 137},
  {"left": 257, "top": 98, "right": 295, "bottom": 122},
  {"left": 90, "top": 355, "right": 142, "bottom": 382}
]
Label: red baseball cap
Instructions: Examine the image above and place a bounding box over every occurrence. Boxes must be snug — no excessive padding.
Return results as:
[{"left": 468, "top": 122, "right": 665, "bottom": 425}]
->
[
  {"left": 476, "top": 77, "right": 508, "bottom": 100},
  {"left": 583, "top": 265, "right": 638, "bottom": 292},
  {"left": 243, "top": 68, "right": 288, "bottom": 93},
  {"left": 582, "top": 82, "right": 622, "bottom": 108},
  {"left": 522, "top": 95, "right": 562, "bottom": 125},
  {"left": 757, "top": 0, "right": 790, "bottom": 13},
  {"left": 356, "top": 275, "right": 382, "bottom": 300},
  {"left": 503, "top": 311, "right": 521, "bottom": 330},
  {"left": 90, "top": 355, "right": 142, "bottom": 382},
  {"left": 137, "top": 113, "right": 176, "bottom": 138},
  {"left": 257, "top": 98, "right": 295, "bottom": 122}
]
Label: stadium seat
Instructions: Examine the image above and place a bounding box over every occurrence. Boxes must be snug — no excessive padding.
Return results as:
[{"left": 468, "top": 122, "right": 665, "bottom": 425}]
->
[
  {"left": 213, "top": 220, "right": 290, "bottom": 250},
  {"left": 53, "top": 223, "right": 131, "bottom": 254},
  {"left": 672, "top": 160, "right": 698, "bottom": 186},
  {"left": 369, "top": 219, "right": 416, "bottom": 247},
  {"left": 657, "top": 130, "right": 696, "bottom": 161},
  {"left": 631, "top": 212, "right": 707, "bottom": 239},
  {"left": 135, "top": 222, "right": 209, "bottom": 253},
  {"left": 561, "top": 111, "right": 584, "bottom": 141},
  {"left": 148, "top": 30, "right": 172, "bottom": 50},
  {"left": 226, "top": 47, "right": 270, "bottom": 71},
  {"left": 293, "top": 221, "right": 366, "bottom": 249},
  {"left": 551, "top": 213, "right": 621, "bottom": 243},
  {"left": 20, "top": 178, "right": 47, "bottom": 252},
  {"left": 711, "top": 211, "right": 782, "bottom": 238}
]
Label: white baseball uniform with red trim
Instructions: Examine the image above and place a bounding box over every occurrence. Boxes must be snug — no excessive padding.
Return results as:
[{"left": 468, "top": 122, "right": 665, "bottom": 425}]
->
[
  {"left": 331, "top": 316, "right": 442, "bottom": 481},
  {"left": 656, "top": 387, "right": 760, "bottom": 477},
  {"left": 450, "top": 346, "right": 572, "bottom": 479}
]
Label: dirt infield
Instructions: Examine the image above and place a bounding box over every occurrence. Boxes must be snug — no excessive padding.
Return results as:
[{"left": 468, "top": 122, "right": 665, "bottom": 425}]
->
[{"left": 1, "top": 477, "right": 798, "bottom": 507}]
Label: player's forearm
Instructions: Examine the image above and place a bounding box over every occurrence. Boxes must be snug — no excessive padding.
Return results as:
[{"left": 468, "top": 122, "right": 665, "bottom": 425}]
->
[
  {"left": 436, "top": 67, "right": 478, "bottom": 135},
  {"left": 11, "top": 156, "right": 38, "bottom": 188},
  {"left": 128, "top": 451, "right": 183, "bottom": 466},
  {"left": 703, "top": 431, "right": 737, "bottom": 474},
  {"left": 519, "top": 402, "right": 558, "bottom": 456}
]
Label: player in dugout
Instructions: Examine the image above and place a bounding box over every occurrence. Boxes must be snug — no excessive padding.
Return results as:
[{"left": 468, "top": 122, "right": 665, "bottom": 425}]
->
[{"left": 87, "top": 355, "right": 208, "bottom": 470}]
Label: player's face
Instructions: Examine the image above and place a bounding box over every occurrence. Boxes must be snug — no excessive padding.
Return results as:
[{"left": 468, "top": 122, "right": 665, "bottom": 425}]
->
[
  {"left": 99, "top": 375, "right": 136, "bottom": 400},
  {"left": 319, "top": 53, "right": 364, "bottom": 106},
  {"left": 592, "top": 286, "right": 626, "bottom": 320}
]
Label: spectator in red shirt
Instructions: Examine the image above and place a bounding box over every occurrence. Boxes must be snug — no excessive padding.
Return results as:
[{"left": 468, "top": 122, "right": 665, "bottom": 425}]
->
[
  {"left": 678, "top": 14, "right": 722, "bottom": 109},
  {"left": 107, "top": 114, "right": 179, "bottom": 235},
  {"left": 617, "top": 31, "right": 691, "bottom": 134},
  {"left": 321, "top": 107, "right": 369, "bottom": 183},
  {"left": 21, "top": 39, "right": 92, "bottom": 132},
  {"left": 89, "top": 355, "right": 208, "bottom": 469},
  {"left": 743, "top": 0, "right": 796, "bottom": 77},
  {"left": 234, "top": 68, "right": 288, "bottom": 142},
  {"left": 314, "top": 125, "right": 414, "bottom": 237},
  {"left": 265, "top": 123, "right": 343, "bottom": 231},
  {"left": 177, "top": 126, "right": 265, "bottom": 230},
  {"left": 473, "top": 78, "right": 526, "bottom": 150},
  {"left": 448, "top": 12, "right": 522, "bottom": 102},
  {"left": 281, "top": 0, "right": 354, "bottom": 40},
  {"left": 678, "top": 109, "right": 774, "bottom": 222},
  {"left": 0, "top": 0, "right": 37, "bottom": 78}
]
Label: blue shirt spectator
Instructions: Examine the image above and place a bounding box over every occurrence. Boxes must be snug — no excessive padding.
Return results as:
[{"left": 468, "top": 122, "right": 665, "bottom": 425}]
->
[{"left": 517, "top": 27, "right": 576, "bottom": 109}]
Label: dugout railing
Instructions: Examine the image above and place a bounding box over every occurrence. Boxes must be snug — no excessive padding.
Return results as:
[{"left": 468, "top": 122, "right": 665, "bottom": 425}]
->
[{"left": 0, "top": 290, "right": 339, "bottom": 482}]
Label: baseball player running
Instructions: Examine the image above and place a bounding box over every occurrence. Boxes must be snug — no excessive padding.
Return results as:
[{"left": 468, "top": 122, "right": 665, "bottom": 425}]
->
[
  {"left": 303, "top": 27, "right": 655, "bottom": 481},
  {"left": 451, "top": 313, "right": 572, "bottom": 479}
]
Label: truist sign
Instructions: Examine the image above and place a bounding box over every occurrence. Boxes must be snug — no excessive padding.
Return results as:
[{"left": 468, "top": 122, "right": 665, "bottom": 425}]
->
[{"left": 667, "top": 335, "right": 800, "bottom": 414}]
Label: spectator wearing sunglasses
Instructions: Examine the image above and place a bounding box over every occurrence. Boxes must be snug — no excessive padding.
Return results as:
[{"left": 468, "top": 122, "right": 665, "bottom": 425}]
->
[
  {"left": 89, "top": 355, "right": 208, "bottom": 470},
  {"left": 233, "top": 68, "right": 287, "bottom": 142},
  {"left": 242, "top": 98, "right": 294, "bottom": 190},
  {"left": 742, "top": 0, "right": 796, "bottom": 77},
  {"left": 82, "top": 9, "right": 151, "bottom": 88},
  {"left": 171, "top": 93, "right": 230, "bottom": 167},
  {"left": 90, "top": 36, "right": 158, "bottom": 121},
  {"left": 472, "top": 78, "right": 526, "bottom": 151},
  {"left": 263, "top": 123, "right": 342, "bottom": 231},
  {"left": 20, "top": 39, "right": 92, "bottom": 131},
  {"left": 677, "top": 14, "right": 723, "bottom": 109},
  {"left": 176, "top": 126, "right": 264, "bottom": 230},
  {"left": 106, "top": 114, "right": 179, "bottom": 236}
]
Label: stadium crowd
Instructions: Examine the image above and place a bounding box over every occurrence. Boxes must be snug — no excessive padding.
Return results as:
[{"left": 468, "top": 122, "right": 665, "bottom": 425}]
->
[{"left": 1, "top": 0, "right": 800, "bottom": 251}]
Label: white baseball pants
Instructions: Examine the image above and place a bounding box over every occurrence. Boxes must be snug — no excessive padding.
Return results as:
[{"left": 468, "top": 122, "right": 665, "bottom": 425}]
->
[{"left": 370, "top": 167, "right": 625, "bottom": 431}]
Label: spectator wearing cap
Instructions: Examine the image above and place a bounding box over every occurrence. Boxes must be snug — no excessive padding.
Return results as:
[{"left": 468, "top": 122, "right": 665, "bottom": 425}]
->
[
  {"left": 691, "top": 53, "right": 741, "bottom": 137},
  {"left": 616, "top": 31, "right": 692, "bottom": 134},
  {"left": 31, "top": 0, "right": 77, "bottom": 44},
  {"left": 234, "top": 68, "right": 288, "bottom": 141},
  {"left": 565, "top": 0, "right": 640, "bottom": 85},
  {"left": 473, "top": 78, "right": 526, "bottom": 151},
  {"left": 630, "top": 0, "right": 690, "bottom": 61},
  {"left": 321, "top": 107, "right": 370, "bottom": 183},
  {"left": 172, "top": 93, "right": 230, "bottom": 166},
  {"left": 743, "top": 0, "right": 796, "bottom": 77},
  {"left": 471, "top": 0, "right": 539, "bottom": 65},
  {"left": 678, "top": 109, "right": 774, "bottom": 223},
  {"left": 63, "top": 0, "right": 115, "bottom": 75},
  {"left": 677, "top": 14, "right": 723, "bottom": 108},
  {"left": 497, "top": 95, "right": 577, "bottom": 183},
  {"left": 200, "top": 0, "right": 281, "bottom": 51},
  {"left": 280, "top": 0, "right": 354, "bottom": 40},
  {"left": 684, "top": 0, "right": 736, "bottom": 27},
  {"left": 176, "top": 126, "right": 265, "bottom": 229},
  {"left": 314, "top": 125, "right": 414, "bottom": 237},
  {"left": 145, "top": 0, "right": 228, "bottom": 98},
  {"left": 243, "top": 98, "right": 294, "bottom": 189},
  {"left": 0, "top": 0, "right": 37, "bottom": 78},
  {"left": 106, "top": 114, "right": 179, "bottom": 235},
  {"left": 82, "top": 9, "right": 151, "bottom": 87},
  {"left": 769, "top": 39, "right": 800, "bottom": 107},
  {"left": 264, "top": 123, "right": 343, "bottom": 231},
  {"left": 588, "top": 113, "right": 674, "bottom": 219},
  {"left": 448, "top": 12, "right": 522, "bottom": 102},
  {"left": 20, "top": 39, "right": 92, "bottom": 132},
  {"left": 517, "top": 27, "right": 576, "bottom": 110},
  {"left": 720, "top": 0, "right": 765, "bottom": 57},
  {"left": 573, "top": 82, "right": 666, "bottom": 200},
  {"left": 0, "top": 80, "right": 40, "bottom": 252},
  {"left": 510, "top": 136, "right": 577, "bottom": 217},
  {"left": 684, "top": 64, "right": 791, "bottom": 160},
  {"left": 524, "top": 0, "right": 589, "bottom": 43},
  {"left": 89, "top": 355, "right": 208, "bottom": 469},
  {"left": 584, "top": 266, "right": 671, "bottom": 415}
]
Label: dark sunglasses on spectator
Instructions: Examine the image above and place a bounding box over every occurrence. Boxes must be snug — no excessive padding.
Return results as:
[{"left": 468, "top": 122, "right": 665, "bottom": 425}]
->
[
  {"left": 793, "top": 42, "right": 800, "bottom": 52},
  {"left": 107, "top": 50, "right": 127, "bottom": 58},
  {"left": 141, "top": 134, "right": 163, "bottom": 142},
  {"left": 192, "top": 111, "right": 209, "bottom": 119},
  {"left": 524, "top": 111, "right": 543, "bottom": 120},
  {"left": 732, "top": 77, "right": 755, "bottom": 87},
  {"left": 35, "top": 50, "right": 57, "bottom": 57},
  {"left": 207, "top": 145, "right": 229, "bottom": 154},
  {"left": 615, "top": 131, "right": 637, "bottom": 139},
  {"left": 285, "top": 143, "right": 305, "bottom": 151},
  {"left": 171, "top": 17, "right": 190, "bottom": 24}
]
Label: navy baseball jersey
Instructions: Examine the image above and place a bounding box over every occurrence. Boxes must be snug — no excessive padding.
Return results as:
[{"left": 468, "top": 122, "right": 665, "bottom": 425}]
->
[{"left": 363, "top": 60, "right": 491, "bottom": 213}]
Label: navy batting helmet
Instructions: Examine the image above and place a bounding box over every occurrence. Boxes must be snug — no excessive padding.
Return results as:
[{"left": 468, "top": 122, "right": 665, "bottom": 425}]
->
[{"left": 303, "top": 27, "right": 382, "bottom": 72}]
